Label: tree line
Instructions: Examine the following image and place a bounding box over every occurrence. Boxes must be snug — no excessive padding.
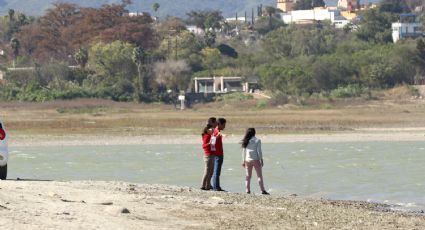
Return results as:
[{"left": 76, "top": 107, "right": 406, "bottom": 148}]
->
[{"left": 0, "top": 0, "right": 425, "bottom": 103}]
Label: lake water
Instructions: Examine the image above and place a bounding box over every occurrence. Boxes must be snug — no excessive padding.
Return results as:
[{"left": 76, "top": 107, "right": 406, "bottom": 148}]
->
[{"left": 8, "top": 141, "right": 425, "bottom": 212}]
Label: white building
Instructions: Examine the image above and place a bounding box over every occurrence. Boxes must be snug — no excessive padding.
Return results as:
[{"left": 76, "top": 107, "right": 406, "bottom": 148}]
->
[
  {"left": 280, "top": 8, "right": 349, "bottom": 28},
  {"left": 193, "top": 76, "right": 258, "bottom": 93},
  {"left": 392, "top": 22, "right": 423, "bottom": 43},
  {"left": 186, "top": 25, "right": 205, "bottom": 35}
]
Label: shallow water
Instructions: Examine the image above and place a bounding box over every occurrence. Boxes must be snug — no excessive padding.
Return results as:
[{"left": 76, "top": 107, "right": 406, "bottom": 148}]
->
[{"left": 9, "top": 141, "right": 425, "bottom": 211}]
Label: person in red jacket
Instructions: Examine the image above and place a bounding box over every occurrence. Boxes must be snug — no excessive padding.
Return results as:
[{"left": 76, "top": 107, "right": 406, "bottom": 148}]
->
[
  {"left": 0, "top": 123, "right": 5, "bottom": 140},
  {"left": 212, "top": 118, "right": 226, "bottom": 191},
  {"left": 200, "top": 117, "right": 217, "bottom": 190}
]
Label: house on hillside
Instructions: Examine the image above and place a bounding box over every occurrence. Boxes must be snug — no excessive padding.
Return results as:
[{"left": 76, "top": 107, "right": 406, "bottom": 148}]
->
[
  {"left": 392, "top": 13, "right": 423, "bottom": 43},
  {"left": 193, "top": 76, "right": 259, "bottom": 93},
  {"left": 280, "top": 7, "right": 351, "bottom": 28}
]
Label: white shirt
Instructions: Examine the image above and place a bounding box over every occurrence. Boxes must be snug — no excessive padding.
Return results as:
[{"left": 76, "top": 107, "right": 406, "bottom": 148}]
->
[{"left": 242, "top": 137, "right": 263, "bottom": 162}]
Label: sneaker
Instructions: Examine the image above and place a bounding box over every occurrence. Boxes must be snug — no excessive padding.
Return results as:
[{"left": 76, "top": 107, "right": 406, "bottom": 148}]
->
[
  {"left": 214, "top": 188, "right": 227, "bottom": 192},
  {"left": 200, "top": 187, "right": 208, "bottom": 190},
  {"left": 246, "top": 191, "right": 251, "bottom": 194},
  {"left": 261, "top": 191, "right": 270, "bottom": 195}
]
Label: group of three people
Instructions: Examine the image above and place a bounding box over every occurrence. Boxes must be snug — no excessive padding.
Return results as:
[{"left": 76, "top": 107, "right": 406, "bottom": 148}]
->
[{"left": 200, "top": 117, "right": 269, "bottom": 194}]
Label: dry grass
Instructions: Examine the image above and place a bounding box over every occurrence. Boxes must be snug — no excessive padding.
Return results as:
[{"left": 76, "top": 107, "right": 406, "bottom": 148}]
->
[{"left": 1, "top": 96, "right": 425, "bottom": 136}]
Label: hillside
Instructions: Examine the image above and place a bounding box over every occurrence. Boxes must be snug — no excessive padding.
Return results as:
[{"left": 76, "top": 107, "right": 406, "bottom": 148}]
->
[{"left": 0, "top": 0, "right": 380, "bottom": 18}]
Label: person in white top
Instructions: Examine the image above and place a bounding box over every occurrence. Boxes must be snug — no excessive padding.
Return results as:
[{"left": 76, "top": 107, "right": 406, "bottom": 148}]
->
[
  {"left": 0, "top": 118, "right": 8, "bottom": 180},
  {"left": 241, "top": 128, "right": 269, "bottom": 195}
]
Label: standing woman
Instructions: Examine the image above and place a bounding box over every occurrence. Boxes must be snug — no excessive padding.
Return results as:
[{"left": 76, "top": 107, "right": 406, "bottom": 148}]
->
[
  {"left": 241, "top": 128, "right": 269, "bottom": 195},
  {"left": 200, "top": 117, "right": 217, "bottom": 190}
]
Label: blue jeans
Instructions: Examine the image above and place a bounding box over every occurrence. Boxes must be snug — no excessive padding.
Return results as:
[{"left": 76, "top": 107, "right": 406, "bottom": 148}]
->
[{"left": 212, "top": 155, "right": 223, "bottom": 190}]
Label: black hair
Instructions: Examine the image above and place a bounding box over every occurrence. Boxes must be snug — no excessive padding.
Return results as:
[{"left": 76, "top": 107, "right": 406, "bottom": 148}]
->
[
  {"left": 208, "top": 117, "right": 216, "bottom": 126},
  {"left": 241, "top": 128, "right": 256, "bottom": 148},
  {"left": 202, "top": 117, "right": 216, "bottom": 135},
  {"left": 217, "top": 118, "right": 226, "bottom": 125}
]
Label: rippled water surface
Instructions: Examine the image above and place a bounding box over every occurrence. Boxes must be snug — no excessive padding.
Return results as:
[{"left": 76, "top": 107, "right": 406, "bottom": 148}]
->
[{"left": 9, "top": 141, "right": 425, "bottom": 211}]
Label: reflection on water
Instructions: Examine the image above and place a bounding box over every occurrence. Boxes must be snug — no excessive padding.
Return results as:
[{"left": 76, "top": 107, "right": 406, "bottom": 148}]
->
[{"left": 9, "top": 141, "right": 425, "bottom": 211}]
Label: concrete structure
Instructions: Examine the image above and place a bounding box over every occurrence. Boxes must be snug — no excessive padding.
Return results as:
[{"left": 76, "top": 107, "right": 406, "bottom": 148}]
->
[
  {"left": 280, "top": 8, "right": 349, "bottom": 27},
  {"left": 193, "top": 76, "right": 258, "bottom": 93},
  {"left": 277, "top": 0, "right": 295, "bottom": 12}
]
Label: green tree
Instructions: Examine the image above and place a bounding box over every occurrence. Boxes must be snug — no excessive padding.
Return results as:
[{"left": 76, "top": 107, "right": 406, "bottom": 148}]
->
[
  {"left": 8, "top": 9, "right": 15, "bottom": 21},
  {"left": 89, "top": 41, "right": 138, "bottom": 101},
  {"left": 132, "top": 46, "right": 146, "bottom": 102},
  {"left": 74, "top": 47, "right": 88, "bottom": 68},
  {"left": 379, "top": 0, "right": 410, "bottom": 13},
  {"left": 253, "top": 11, "right": 284, "bottom": 35},
  {"left": 200, "top": 47, "right": 221, "bottom": 76},
  {"left": 355, "top": 8, "right": 394, "bottom": 43},
  {"left": 157, "top": 30, "right": 205, "bottom": 69},
  {"left": 414, "top": 38, "right": 425, "bottom": 83},
  {"left": 186, "top": 10, "right": 223, "bottom": 30},
  {"left": 294, "top": 0, "right": 325, "bottom": 10},
  {"left": 264, "top": 6, "right": 276, "bottom": 30}
]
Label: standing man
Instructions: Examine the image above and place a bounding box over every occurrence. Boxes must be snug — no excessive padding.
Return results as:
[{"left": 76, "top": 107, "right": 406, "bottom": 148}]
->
[{"left": 212, "top": 118, "right": 226, "bottom": 191}]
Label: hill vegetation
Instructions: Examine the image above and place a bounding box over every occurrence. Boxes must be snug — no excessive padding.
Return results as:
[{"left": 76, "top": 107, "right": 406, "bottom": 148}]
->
[{"left": 0, "top": 0, "right": 423, "bottom": 106}]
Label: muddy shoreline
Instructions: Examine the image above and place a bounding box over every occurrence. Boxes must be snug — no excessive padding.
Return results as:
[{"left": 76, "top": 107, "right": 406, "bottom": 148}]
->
[{"left": 0, "top": 181, "right": 424, "bottom": 229}]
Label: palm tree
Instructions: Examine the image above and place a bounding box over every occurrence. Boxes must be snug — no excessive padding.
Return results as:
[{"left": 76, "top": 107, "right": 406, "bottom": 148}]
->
[
  {"left": 8, "top": 9, "right": 15, "bottom": 21},
  {"left": 132, "top": 46, "right": 146, "bottom": 102},
  {"left": 153, "top": 3, "right": 160, "bottom": 12},
  {"left": 10, "top": 37, "right": 20, "bottom": 68},
  {"left": 264, "top": 6, "right": 276, "bottom": 29},
  {"left": 152, "top": 3, "right": 160, "bottom": 16}
]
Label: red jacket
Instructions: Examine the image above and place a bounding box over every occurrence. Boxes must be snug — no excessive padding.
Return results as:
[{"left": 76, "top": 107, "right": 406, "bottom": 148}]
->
[
  {"left": 0, "top": 128, "right": 5, "bottom": 140},
  {"left": 213, "top": 128, "right": 223, "bottom": 156},
  {"left": 202, "top": 134, "right": 213, "bottom": 156}
]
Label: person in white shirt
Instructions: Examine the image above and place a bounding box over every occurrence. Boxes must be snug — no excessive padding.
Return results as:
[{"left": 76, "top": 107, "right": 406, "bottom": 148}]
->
[{"left": 241, "top": 128, "right": 269, "bottom": 195}]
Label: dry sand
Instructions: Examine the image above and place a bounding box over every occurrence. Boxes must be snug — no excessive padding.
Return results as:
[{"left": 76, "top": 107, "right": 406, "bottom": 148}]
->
[{"left": 0, "top": 181, "right": 424, "bottom": 230}]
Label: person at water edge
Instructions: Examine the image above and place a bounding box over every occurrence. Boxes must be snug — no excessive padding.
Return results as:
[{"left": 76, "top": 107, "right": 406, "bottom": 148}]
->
[
  {"left": 241, "top": 128, "right": 269, "bottom": 195},
  {"left": 212, "top": 118, "right": 226, "bottom": 191},
  {"left": 200, "top": 117, "right": 217, "bottom": 190}
]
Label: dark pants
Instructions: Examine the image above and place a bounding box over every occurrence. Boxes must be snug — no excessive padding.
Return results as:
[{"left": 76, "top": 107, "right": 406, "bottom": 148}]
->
[{"left": 212, "top": 155, "right": 223, "bottom": 190}]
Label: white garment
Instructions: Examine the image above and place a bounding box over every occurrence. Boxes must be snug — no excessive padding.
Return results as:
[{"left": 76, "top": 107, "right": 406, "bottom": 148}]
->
[{"left": 242, "top": 137, "right": 263, "bottom": 162}]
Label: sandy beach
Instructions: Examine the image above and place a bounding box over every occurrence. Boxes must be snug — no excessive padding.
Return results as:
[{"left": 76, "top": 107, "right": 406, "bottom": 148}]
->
[{"left": 0, "top": 180, "right": 423, "bottom": 229}]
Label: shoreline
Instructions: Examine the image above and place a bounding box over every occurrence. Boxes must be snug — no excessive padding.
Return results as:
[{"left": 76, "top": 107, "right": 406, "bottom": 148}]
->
[
  {"left": 9, "top": 130, "right": 425, "bottom": 146},
  {"left": 0, "top": 180, "right": 424, "bottom": 229}
]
